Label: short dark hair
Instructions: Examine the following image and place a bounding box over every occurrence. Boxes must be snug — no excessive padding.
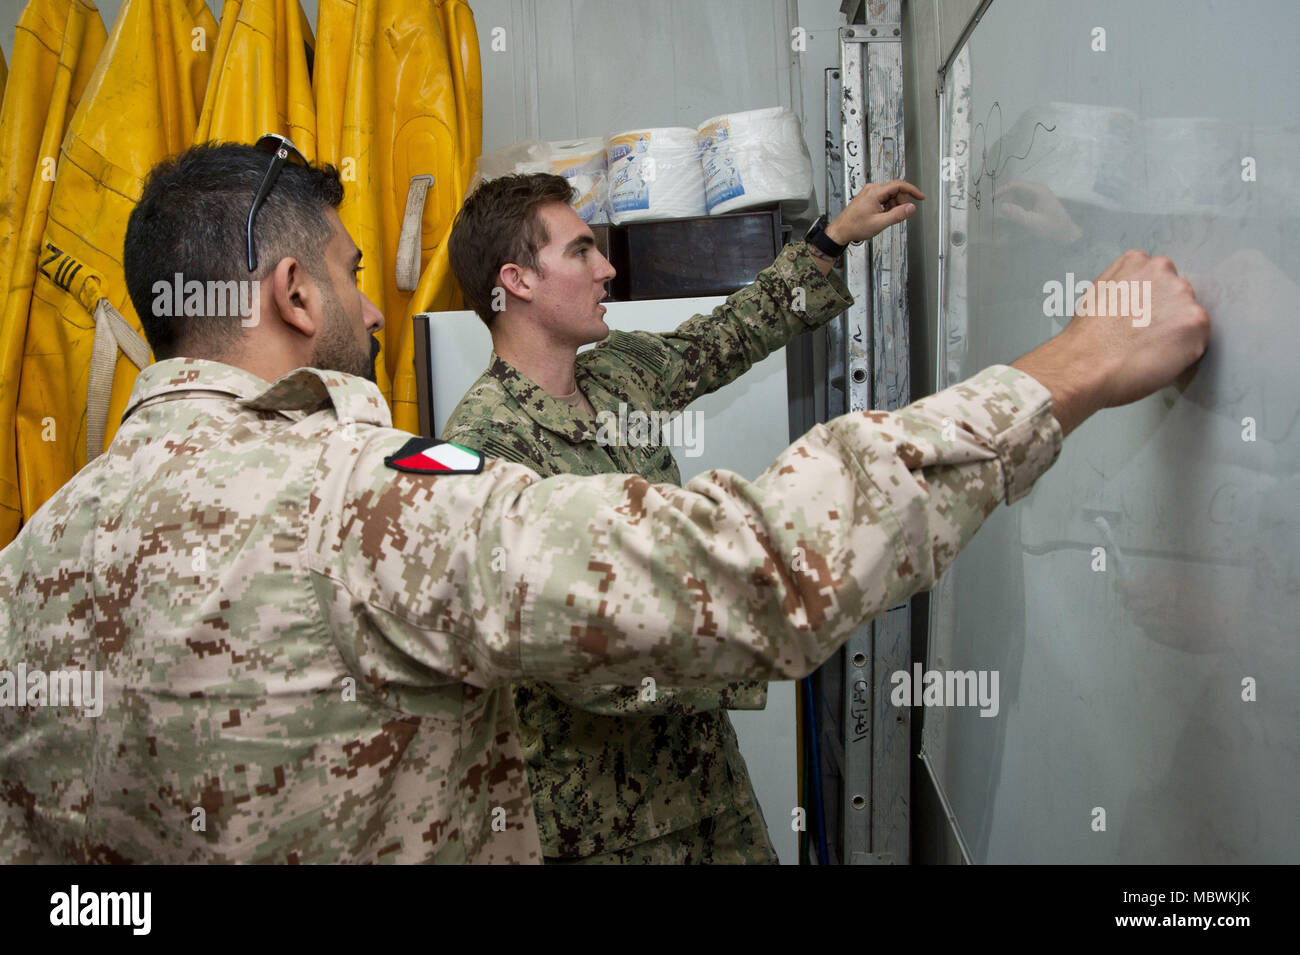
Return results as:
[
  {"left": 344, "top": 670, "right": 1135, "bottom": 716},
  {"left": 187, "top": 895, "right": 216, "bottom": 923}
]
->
[
  {"left": 448, "top": 173, "right": 575, "bottom": 325},
  {"left": 124, "top": 141, "right": 344, "bottom": 360}
]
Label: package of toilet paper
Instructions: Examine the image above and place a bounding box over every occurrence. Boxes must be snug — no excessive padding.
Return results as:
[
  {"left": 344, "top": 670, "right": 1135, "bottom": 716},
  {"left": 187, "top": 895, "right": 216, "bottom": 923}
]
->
[
  {"left": 550, "top": 138, "right": 609, "bottom": 223},
  {"left": 474, "top": 139, "right": 550, "bottom": 183},
  {"left": 517, "top": 137, "right": 610, "bottom": 223},
  {"left": 475, "top": 139, "right": 609, "bottom": 223},
  {"left": 696, "top": 107, "right": 814, "bottom": 214},
  {"left": 604, "top": 127, "right": 707, "bottom": 224}
]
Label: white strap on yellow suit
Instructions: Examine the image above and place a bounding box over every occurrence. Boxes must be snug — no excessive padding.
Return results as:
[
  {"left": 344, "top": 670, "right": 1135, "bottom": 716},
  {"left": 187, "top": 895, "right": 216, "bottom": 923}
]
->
[
  {"left": 86, "top": 297, "right": 151, "bottom": 461},
  {"left": 395, "top": 174, "right": 434, "bottom": 291}
]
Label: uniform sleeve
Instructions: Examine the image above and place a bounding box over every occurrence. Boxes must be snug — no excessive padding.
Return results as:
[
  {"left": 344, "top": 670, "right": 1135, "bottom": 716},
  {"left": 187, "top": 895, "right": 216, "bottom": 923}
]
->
[
  {"left": 445, "top": 400, "right": 743, "bottom": 713},
  {"left": 445, "top": 424, "right": 738, "bottom": 713},
  {"left": 305, "top": 364, "right": 1061, "bottom": 693},
  {"left": 598, "top": 242, "right": 853, "bottom": 410}
]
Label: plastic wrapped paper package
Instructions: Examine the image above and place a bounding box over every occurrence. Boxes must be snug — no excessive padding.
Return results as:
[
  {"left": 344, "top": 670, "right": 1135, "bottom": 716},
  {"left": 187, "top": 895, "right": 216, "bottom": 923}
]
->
[
  {"left": 604, "top": 126, "right": 706, "bottom": 224},
  {"left": 473, "top": 139, "right": 607, "bottom": 223},
  {"left": 696, "top": 107, "right": 813, "bottom": 215},
  {"left": 517, "top": 137, "right": 609, "bottom": 224},
  {"left": 551, "top": 138, "right": 608, "bottom": 224},
  {"left": 472, "top": 139, "right": 548, "bottom": 184}
]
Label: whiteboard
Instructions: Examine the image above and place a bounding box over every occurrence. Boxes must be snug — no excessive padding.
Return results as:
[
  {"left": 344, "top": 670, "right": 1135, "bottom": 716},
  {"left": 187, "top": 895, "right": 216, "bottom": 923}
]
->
[
  {"left": 422, "top": 298, "right": 800, "bottom": 863},
  {"left": 927, "top": 0, "right": 1300, "bottom": 863}
]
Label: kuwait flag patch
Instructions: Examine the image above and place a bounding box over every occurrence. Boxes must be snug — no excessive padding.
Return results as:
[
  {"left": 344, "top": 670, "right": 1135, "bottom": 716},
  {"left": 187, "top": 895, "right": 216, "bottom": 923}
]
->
[{"left": 384, "top": 438, "right": 484, "bottom": 475}]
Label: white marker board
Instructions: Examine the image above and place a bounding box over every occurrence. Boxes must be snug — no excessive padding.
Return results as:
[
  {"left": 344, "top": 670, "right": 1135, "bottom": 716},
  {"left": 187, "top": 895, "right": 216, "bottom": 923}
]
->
[{"left": 927, "top": 0, "right": 1299, "bottom": 863}]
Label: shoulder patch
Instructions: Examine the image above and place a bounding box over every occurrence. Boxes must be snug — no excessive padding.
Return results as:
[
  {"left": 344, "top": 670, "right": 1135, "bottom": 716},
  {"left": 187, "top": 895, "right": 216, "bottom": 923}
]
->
[{"left": 384, "top": 438, "right": 484, "bottom": 475}]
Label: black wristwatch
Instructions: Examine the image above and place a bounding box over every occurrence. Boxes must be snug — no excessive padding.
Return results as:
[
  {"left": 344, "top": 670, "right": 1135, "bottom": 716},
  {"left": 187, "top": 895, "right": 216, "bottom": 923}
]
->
[{"left": 804, "top": 215, "right": 848, "bottom": 262}]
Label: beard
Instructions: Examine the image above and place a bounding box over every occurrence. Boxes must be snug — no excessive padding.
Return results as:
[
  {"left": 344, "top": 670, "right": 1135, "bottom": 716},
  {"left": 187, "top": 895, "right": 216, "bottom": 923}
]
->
[{"left": 310, "top": 287, "right": 378, "bottom": 383}]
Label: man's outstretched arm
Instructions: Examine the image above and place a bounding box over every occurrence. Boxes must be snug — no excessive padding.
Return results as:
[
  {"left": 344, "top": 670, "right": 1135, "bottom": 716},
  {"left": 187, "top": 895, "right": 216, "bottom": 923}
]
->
[
  {"left": 600, "top": 181, "right": 926, "bottom": 408},
  {"left": 309, "top": 247, "right": 1207, "bottom": 696}
]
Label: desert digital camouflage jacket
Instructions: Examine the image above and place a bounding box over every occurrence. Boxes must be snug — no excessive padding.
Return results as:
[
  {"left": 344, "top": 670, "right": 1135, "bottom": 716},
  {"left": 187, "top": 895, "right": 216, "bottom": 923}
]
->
[
  {"left": 442, "top": 241, "right": 852, "bottom": 857},
  {"left": 0, "top": 351, "right": 1061, "bottom": 863}
]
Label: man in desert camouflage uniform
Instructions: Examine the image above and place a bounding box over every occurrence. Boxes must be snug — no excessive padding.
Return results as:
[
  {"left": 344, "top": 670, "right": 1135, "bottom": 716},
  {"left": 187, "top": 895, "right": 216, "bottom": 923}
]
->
[
  {"left": 441, "top": 173, "right": 910, "bottom": 863},
  {"left": 0, "top": 141, "right": 1209, "bottom": 863}
]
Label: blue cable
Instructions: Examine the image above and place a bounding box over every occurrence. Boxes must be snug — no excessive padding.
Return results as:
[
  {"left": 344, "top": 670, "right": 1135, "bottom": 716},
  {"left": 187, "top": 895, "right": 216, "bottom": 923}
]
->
[{"left": 802, "top": 674, "right": 830, "bottom": 865}]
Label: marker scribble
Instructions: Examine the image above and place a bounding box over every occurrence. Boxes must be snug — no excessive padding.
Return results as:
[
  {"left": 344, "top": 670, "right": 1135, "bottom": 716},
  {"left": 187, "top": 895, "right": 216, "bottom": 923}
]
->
[{"left": 970, "top": 101, "right": 1057, "bottom": 212}]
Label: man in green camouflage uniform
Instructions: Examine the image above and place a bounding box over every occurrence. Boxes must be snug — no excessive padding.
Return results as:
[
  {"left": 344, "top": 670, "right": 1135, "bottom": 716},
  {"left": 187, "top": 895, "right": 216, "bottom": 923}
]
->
[
  {"left": 0, "top": 144, "right": 1210, "bottom": 863},
  {"left": 442, "top": 174, "right": 878, "bottom": 863}
]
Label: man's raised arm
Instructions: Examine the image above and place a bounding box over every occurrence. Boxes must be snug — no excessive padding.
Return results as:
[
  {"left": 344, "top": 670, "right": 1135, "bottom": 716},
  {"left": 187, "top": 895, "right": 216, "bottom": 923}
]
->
[
  {"left": 309, "top": 245, "right": 1207, "bottom": 692},
  {"left": 603, "top": 181, "right": 926, "bottom": 408}
]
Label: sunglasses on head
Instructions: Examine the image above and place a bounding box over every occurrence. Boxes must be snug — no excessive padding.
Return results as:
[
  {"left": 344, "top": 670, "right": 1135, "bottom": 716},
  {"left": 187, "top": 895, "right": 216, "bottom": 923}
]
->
[{"left": 246, "top": 133, "right": 308, "bottom": 273}]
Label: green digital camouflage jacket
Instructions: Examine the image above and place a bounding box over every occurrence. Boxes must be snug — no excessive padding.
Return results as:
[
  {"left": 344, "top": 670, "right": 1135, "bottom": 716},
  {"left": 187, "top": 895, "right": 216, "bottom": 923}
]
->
[
  {"left": 442, "top": 242, "right": 854, "bottom": 858},
  {"left": 0, "top": 351, "right": 1060, "bottom": 863}
]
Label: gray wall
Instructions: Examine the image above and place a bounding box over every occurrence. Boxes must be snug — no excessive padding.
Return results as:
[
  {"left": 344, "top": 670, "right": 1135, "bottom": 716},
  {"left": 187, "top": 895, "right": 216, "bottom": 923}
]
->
[{"left": 471, "top": 0, "right": 844, "bottom": 215}]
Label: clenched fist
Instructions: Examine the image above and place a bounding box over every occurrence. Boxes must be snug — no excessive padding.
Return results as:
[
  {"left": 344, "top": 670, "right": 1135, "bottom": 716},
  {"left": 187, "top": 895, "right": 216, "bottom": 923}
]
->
[{"left": 1012, "top": 250, "right": 1211, "bottom": 435}]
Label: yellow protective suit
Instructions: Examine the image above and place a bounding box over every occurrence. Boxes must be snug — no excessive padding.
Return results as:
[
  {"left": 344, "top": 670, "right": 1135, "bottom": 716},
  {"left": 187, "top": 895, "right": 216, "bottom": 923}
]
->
[
  {"left": 315, "top": 0, "right": 472, "bottom": 433},
  {"left": 195, "top": 0, "right": 318, "bottom": 159},
  {"left": 0, "top": 0, "right": 106, "bottom": 546},
  {"left": 312, "top": 0, "right": 392, "bottom": 405},
  {"left": 389, "top": 1, "right": 482, "bottom": 434},
  {"left": 436, "top": 0, "right": 482, "bottom": 196},
  {"left": 13, "top": 0, "right": 215, "bottom": 525},
  {"left": 312, "top": 0, "right": 352, "bottom": 169}
]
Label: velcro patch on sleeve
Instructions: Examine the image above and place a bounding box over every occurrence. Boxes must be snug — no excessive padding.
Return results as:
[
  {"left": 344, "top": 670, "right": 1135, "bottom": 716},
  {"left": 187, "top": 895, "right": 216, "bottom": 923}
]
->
[{"left": 384, "top": 438, "right": 484, "bottom": 475}]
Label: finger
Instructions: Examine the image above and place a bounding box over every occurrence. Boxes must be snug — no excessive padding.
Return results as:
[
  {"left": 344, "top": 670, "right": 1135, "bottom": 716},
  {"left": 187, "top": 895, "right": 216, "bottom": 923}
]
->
[
  {"left": 1149, "top": 255, "right": 1179, "bottom": 277},
  {"left": 874, "top": 179, "right": 926, "bottom": 202},
  {"left": 870, "top": 204, "right": 916, "bottom": 233},
  {"left": 1096, "top": 248, "right": 1147, "bottom": 283}
]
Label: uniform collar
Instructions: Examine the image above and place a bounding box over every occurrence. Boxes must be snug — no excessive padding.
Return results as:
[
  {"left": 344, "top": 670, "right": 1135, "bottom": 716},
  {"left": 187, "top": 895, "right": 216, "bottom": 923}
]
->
[
  {"left": 485, "top": 353, "right": 598, "bottom": 443},
  {"left": 122, "top": 358, "right": 392, "bottom": 427}
]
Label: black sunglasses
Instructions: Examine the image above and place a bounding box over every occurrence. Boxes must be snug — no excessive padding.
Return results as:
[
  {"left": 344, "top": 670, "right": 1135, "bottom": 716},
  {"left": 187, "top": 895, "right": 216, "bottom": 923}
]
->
[{"left": 246, "top": 133, "right": 308, "bottom": 273}]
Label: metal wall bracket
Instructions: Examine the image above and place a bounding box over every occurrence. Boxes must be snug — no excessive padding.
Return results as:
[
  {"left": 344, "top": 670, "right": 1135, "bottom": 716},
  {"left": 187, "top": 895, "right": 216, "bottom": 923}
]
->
[{"left": 840, "top": 25, "right": 901, "bottom": 42}]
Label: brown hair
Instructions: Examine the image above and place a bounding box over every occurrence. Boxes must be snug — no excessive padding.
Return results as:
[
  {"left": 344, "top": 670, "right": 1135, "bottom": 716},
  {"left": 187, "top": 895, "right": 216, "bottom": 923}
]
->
[{"left": 448, "top": 173, "right": 575, "bottom": 325}]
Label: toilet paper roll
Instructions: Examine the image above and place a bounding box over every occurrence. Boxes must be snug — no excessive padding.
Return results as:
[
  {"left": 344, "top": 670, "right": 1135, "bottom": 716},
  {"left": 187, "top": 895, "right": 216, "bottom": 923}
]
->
[
  {"left": 554, "top": 139, "right": 609, "bottom": 224},
  {"left": 696, "top": 107, "right": 813, "bottom": 215},
  {"left": 517, "top": 137, "right": 610, "bottom": 223},
  {"left": 604, "top": 126, "right": 706, "bottom": 224}
]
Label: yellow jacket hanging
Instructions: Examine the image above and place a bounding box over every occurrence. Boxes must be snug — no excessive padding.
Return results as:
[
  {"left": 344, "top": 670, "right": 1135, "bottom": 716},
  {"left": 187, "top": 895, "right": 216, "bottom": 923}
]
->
[{"left": 14, "top": 0, "right": 214, "bottom": 525}]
